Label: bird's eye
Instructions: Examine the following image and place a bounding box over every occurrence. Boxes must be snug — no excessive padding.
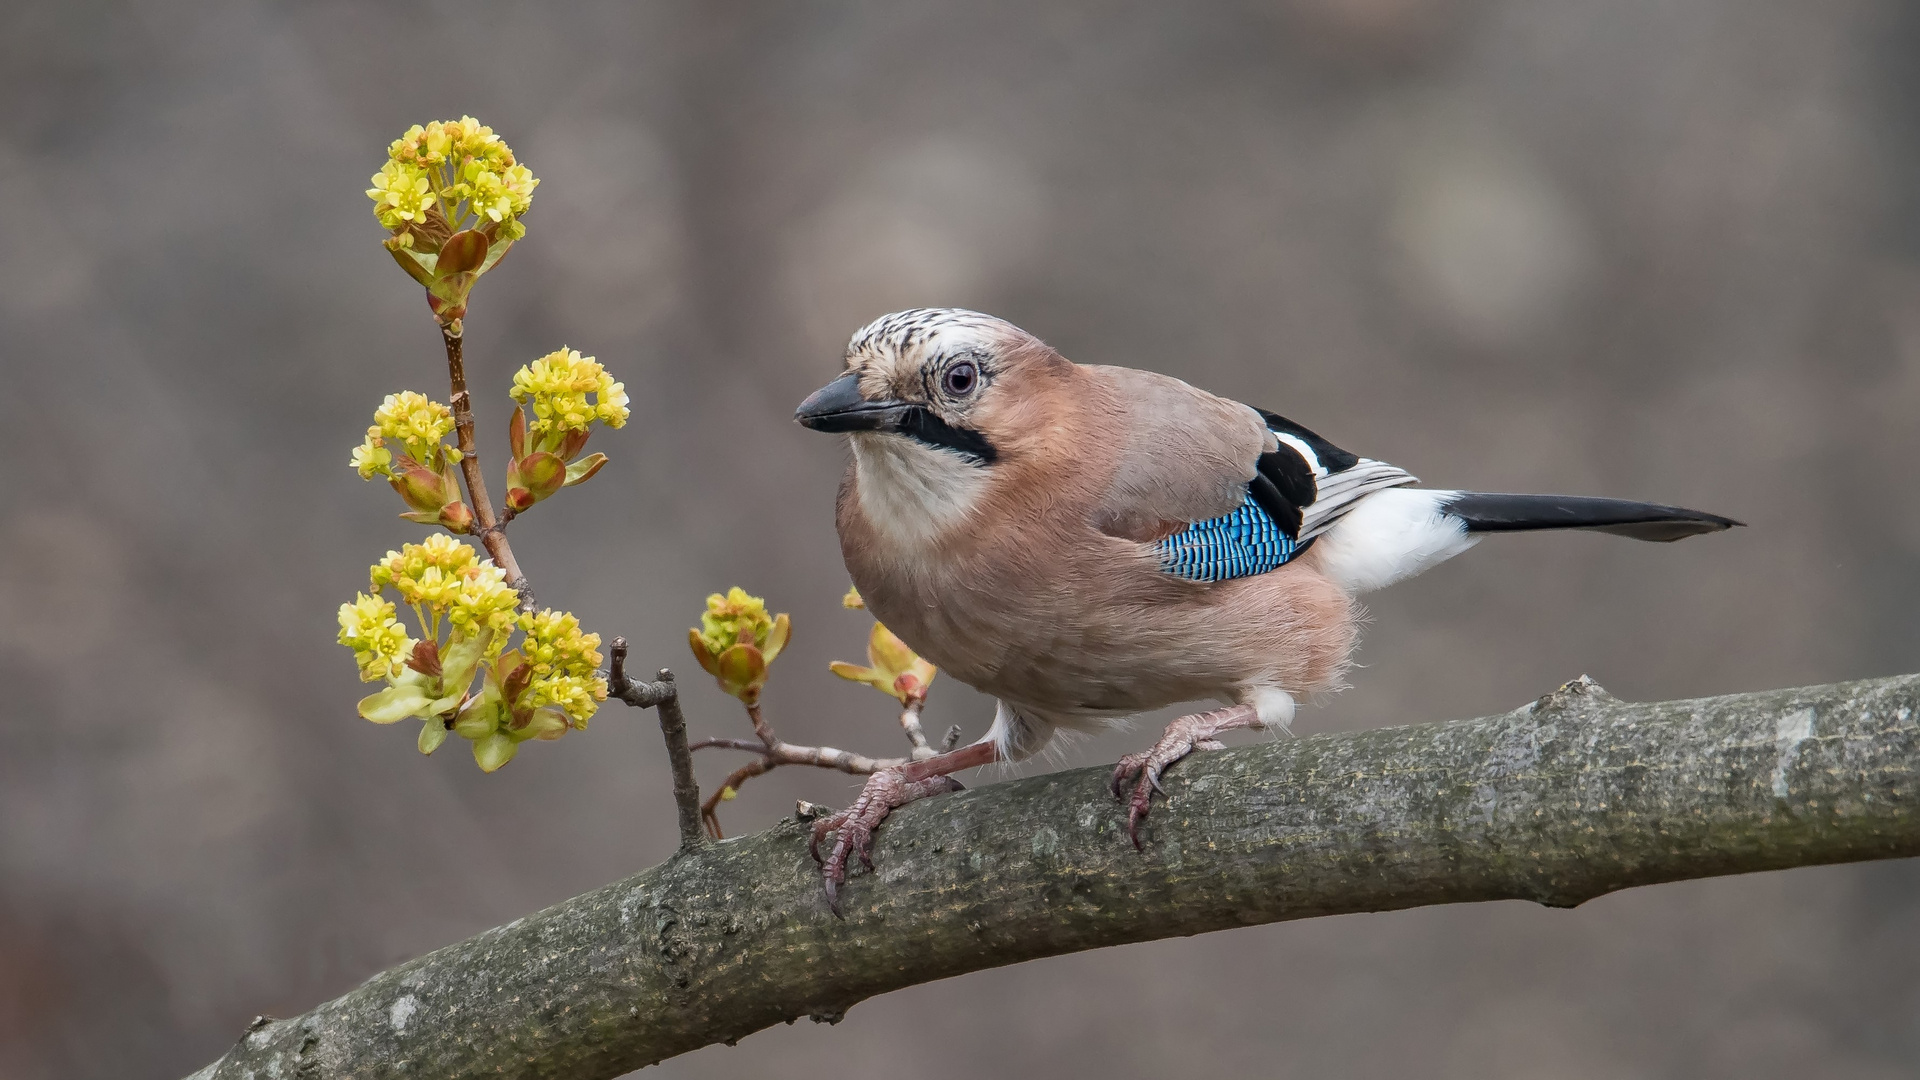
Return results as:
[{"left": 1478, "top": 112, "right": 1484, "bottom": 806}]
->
[{"left": 943, "top": 361, "right": 978, "bottom": 397}]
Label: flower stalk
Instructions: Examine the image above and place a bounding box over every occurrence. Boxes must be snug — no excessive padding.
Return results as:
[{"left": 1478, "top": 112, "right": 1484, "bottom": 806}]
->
[{"left": 441, "top": 326, "right": 531, "bottom": 605}]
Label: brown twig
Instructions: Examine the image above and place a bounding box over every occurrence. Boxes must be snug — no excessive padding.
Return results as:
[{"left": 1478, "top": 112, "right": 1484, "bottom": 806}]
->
[
  {"left": 608, "top": 638, "right": 704, "bottom": 851},
  {"left": 701, "top": 758, "right": 776, "bottom": 839},
  {"left": 440, "top": 324, "right": 534, "bottom": 609},
  {"left": 896, "top": 697, "right": 935, "bottom": 760},
  {"left": 744, "top": 703, "right": 777, "bottom": 748},
  {"left": 690, "top": 693, "right": 948, "bottom": 836},
  {"left": 693, "top": 734, "right": 910, "bottom": 839}
]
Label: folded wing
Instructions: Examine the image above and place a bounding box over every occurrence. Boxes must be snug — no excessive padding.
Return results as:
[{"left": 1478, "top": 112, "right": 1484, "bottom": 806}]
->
[{"left": 1086, "top": 367, "right": 1412, "bottom": 583}]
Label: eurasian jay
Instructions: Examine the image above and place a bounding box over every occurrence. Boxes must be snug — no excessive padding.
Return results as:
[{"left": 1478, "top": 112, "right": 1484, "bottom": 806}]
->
[{"left": 795, "top": 307, "right": 1738, "bottom": 908}]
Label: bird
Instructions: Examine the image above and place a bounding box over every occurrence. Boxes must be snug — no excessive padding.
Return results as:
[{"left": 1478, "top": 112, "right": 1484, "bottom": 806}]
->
[{"left": 794, "top": 307, "right": 1739, "bottom": 910}]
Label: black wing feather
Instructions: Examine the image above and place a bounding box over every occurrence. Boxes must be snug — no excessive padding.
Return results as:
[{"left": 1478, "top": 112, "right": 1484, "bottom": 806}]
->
[
  {"left": 1247, "top": 409, "right": 1416, "bottom": 541},
  {"left": 1246, "top": 472, "right": 1302, "bottom": 537},
  {"left": 1256, "top": 408, "right": 1359, "bottom": 472}
]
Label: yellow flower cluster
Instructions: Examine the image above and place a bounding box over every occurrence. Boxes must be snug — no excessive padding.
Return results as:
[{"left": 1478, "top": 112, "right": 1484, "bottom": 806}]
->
[
  {"left": 697, "top": 587, "right": 776, "bottom": 656},
  {"left": 367, "top": 164, "right": 432, "bottom": 232},
  {"left": 366, "top": 116, "right": 539, "bottom": 244},
  {"left": 516, "top": 609, "right": 608, "bottom": 725},
  {"left": 337, "top": 593, "right": 415, "bottom": 682},
  {"left": 374, "top": 391, "right": 455, "bottom": 459},
  {"left": 447, "top": 562, "right": 520, "bottom": 645},
  {"left": 368, "top": 536, "right": 516, "bottom": 645},
  {"left": 349, "top": 436, "right": 392, "bottom": 480},
  {"left": 510, "top": 348, "right": 630, "bottom": 443},
  {"left": 350, "top": 391, "right": 458, "bottom": 479},
  {"left": 371, "top": 532, "right": 475, "bottom": 603}
]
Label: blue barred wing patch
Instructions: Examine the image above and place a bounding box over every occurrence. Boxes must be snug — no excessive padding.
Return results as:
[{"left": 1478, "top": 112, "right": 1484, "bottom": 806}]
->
[{"left": 1153, "top": 494, "right": 1308, "bottom": 582}]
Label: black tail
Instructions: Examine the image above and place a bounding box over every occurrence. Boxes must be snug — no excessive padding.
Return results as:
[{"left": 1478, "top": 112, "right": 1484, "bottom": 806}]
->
[{"left": 1442, "top": 493, "right": 1743, "bottom": 542}]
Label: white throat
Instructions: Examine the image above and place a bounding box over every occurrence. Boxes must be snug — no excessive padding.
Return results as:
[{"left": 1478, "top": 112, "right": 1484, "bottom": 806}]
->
[{"left": 850, "top": 433, "right": 989, "bottom": 548}]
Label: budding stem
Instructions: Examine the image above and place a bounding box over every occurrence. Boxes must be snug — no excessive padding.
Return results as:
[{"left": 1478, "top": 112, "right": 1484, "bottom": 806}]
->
[{"left": 440, "top": 325, "right": 534, "bottom": 609}]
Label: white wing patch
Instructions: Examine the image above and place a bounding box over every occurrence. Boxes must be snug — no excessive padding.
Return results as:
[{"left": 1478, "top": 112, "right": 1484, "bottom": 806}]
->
[{"left": 1272, "top": 431, "right": 1328, "bottom": 478}]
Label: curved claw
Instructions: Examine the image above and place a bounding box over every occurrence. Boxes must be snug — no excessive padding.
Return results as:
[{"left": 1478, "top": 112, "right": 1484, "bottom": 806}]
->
[
  {"left": 1112, "top": 702, "right": 1265, "bottom": 850},
  {"left": 811, "top": 771, "right": 966, "bottom": 916},
  {"left": 809, "top": 814, "right": 842, "bottom": 866},
  {"left": 1127, "top": 790, "right": 1150, "bottom": 850}
]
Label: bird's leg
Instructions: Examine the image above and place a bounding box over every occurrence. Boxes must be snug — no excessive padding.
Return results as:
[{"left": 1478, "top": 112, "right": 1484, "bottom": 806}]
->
[
  {"left": 1111, "top": 703, "right": 1263, "bottom": 849},
  {"left": 811, "top": 739, "right": 1000, "bottom": 913}
]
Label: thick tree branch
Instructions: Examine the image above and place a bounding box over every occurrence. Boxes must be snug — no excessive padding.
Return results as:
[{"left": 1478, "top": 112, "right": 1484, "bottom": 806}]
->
[{"left": 187, "top": 673, "right": 1920, "bottom": 1079}]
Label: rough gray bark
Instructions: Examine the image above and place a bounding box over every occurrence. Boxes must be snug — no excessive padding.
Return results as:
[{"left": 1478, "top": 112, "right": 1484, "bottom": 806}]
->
[{"left": 187, "top": 673, "right": 1920, "bottom": 1079}]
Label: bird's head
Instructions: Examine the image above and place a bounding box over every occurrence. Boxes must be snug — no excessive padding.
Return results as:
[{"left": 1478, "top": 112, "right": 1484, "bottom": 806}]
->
[{"left": 794, "top": 308, "right": 1061, "bottom": 466}]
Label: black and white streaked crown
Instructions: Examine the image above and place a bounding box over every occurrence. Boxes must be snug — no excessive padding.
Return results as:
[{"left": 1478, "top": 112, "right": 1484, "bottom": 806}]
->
[{"left": 847, "top": 308, "right": 1013, "bottom": 359}]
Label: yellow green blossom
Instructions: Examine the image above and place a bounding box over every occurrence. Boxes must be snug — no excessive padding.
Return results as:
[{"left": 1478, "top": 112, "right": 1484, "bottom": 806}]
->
[
  {"left": 366, "top": 161, "right": 434, "bottom": 232},
  {"left": 370, "top": 534, "right": 482, "bottom": 620},
  {"left": 446, "top": 561, "right": 520, "bottom": 647},
  {"left": 368, "top": 116, "right": 538, "bottom": 239},
  {"left": 349, "top": 427, "right": 393, "bottom": 479},
  {"left": 348, "top": 392, "right": 459, "bottom": 482},
  {"left": 687, "top": 588, "right": 791, "bottom": 705},
  {"left": 337, "top": 593, "right": 415, "bottom": 682},
  {"left": 516, "top": 609, "right": 607, "bottom": 725},
  {"left": 696, "top": 587, "right": 781, "bottom": 658},
  {"left": 372, "top": 391, "right": 455, "bottom": 463},
  {"left": 509, "top": 348, "right": 629, "bottom": 446},
  {"left": 343, "top": 538, "right": 614, "bottom": 770}
]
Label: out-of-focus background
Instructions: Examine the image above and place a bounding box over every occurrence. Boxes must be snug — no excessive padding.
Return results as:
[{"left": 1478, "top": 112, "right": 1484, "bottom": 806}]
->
[{"left": 4, "top": 1, "right": 1918, "bottom": 1076}]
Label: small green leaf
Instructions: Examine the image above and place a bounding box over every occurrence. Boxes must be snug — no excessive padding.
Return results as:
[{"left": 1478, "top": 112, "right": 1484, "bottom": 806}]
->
[
  {"left": 358, "top": 685, "right": 432, "bottom": 724},
  {"left": 452, "top": 698, "right": 499, "bottom": 740},
  {"left": 714, "top": 644, "right": 768, "bottom": 704},
  {"left": 425, "top": 691, "right": 466, "bottom": 718},
  {"left": 476, "top": 236, "right": 514, "bottom": 275},
  {"left": 384, "top": 242, "right": 435, "bottom": 287},
  {"left": 418, "top": 720, "right": 449, "bottom": 755},
  {"left": 563, "top": 453, "right": 608, "bottom": 487},
  {"left": 472, "top": 732, "right": 518, "bottom": 773},
  {"left": 440, "top": 632, "right": 488, "bottom": 694},
  {"left": 516, "top": 452, "right": 566, "bottom": 501},
  {"left": 436, "top": 230, "right": 490, "bottom": 276},
  {"left": 389, "top": 462, "right": 452, "bottom": 514},
  {"left": 512, "top": 707, "right": 569, "bottom": 743}
]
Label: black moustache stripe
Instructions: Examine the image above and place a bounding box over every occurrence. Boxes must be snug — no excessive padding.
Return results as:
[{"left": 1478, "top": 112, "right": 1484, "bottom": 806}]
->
[{"left": 898, "top": 406, "right": 998, "bottom": 464}]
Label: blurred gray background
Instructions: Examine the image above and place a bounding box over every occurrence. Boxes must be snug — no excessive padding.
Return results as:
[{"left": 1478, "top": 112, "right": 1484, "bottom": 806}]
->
[{"left": 3, "top": 0, "right": 1918, "bottom": 1076}]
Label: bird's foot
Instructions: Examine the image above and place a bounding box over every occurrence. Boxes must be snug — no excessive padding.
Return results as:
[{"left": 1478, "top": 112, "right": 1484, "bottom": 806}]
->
[
  {"left": 1110, "top": 703, "right": 1261, "bottom": 848},
  {"left": 810, "top": 768, "right": 965, "bottom": 914}
]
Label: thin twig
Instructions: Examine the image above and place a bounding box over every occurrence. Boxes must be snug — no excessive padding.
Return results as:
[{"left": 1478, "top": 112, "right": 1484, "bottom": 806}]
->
[
  {"left": 702, "top": 758, "right": 776, "bottom": 839},
  {"left": 691, "top": 738, "right": 904, "bottom": 776},
  {"left": 896, "top": 697, "right": 934, "bottom": 760},
  {"left": 744, "top": 703, "right": 777, "bottom": 749},
  {"left": 690, "top": 703, "right": 910, "bottom": 837},
  {"left": 608, "top": 638, "right": 704, "bottom": 851},
  {"left": 440, "top": 325, "right": 534, "bottom": 609}
]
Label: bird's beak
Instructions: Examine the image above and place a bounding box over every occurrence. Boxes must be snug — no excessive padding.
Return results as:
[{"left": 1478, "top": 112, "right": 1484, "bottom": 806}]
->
[{"left": 794, "top": 371, "right": 912, "bottom": 433}]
